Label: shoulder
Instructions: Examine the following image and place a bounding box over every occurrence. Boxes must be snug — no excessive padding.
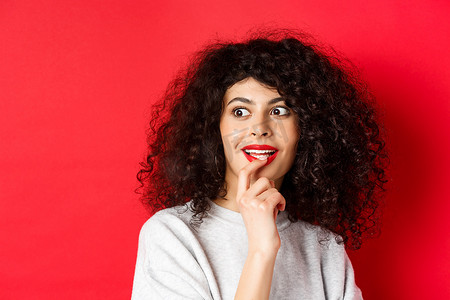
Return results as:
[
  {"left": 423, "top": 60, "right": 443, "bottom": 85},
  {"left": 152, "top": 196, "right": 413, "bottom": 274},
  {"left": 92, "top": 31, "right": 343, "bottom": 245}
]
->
[
  {"left": 144, "top": 204, "right": 192, "bottom": 226},
  {"left": 287, "top": 221, "right": 362, "bottom": 297},
  {"left": 132, "top": 204, "right": 216, "bottom": 300},
  {"left": 136, "top": 203, "right": 206, "bottom": 268},
  {"left": 139, "top": 204, "right": 195, "bottom": 241},
  {"left": 287, "top": 219, "right": 345, "bottom": 253}
]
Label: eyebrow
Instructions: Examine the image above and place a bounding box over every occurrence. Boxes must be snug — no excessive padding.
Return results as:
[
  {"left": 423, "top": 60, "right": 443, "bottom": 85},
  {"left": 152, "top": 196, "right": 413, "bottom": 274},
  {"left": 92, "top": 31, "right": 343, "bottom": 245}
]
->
[{"left": 226, "top": 97, "right": 285, "bottom": 106}]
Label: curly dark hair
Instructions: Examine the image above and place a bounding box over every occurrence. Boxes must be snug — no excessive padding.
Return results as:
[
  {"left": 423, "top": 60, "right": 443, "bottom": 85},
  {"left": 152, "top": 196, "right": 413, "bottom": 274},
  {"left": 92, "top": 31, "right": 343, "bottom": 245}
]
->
[{"left": 137, "top": 30, "right": 389, "bottom": 250}]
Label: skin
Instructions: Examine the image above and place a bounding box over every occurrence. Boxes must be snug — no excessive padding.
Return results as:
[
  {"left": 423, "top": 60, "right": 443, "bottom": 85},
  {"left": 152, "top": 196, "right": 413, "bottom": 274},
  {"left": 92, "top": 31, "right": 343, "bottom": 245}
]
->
[
  {"left": 213, "top": 77, "right": 300, "bottom": 212},
  {"left": 212, "top": 77, "right": 300, "bottom": 299}
]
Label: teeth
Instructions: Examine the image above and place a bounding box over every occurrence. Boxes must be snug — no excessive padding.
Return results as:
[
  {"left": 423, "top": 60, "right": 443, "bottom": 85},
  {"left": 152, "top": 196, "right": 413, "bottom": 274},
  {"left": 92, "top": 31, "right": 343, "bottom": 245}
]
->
[
  {"left": 253, "top": 155, "right": 270, "bottom": 160},
  {"left": 243, "top": 149, "right": 276, "bottom": 160},
  {"left": 244, "top": 150, "right": 276, "bottom": 154}
]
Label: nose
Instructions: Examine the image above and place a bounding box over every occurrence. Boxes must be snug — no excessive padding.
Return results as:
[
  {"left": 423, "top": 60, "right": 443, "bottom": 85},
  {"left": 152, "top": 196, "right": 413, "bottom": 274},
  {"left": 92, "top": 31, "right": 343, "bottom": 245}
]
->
[
  {"left": 251, "top": 129, "right": 268, "bottom": 137},
  {"left": 250, "top": 121, "right": 272, "bottom": 137}
]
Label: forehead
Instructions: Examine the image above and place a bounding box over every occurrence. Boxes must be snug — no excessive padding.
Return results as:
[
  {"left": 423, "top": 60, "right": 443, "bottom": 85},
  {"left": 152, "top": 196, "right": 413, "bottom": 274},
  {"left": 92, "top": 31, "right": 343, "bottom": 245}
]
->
[{"left": 224, "top": 77, "right": 280, "bottom": 102}]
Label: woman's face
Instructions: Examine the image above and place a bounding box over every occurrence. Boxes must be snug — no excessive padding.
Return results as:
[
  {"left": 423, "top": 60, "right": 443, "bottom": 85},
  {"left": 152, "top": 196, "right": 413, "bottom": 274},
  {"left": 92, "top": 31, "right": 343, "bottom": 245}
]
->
[{"left": 220, "top": 77, "right": 300, "bottom": 185}]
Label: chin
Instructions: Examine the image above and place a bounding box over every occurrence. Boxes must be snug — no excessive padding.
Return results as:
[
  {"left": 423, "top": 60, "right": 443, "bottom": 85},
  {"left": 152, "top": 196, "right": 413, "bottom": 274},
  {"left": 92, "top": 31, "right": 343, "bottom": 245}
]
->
[{"left": 253, "top": 164, "right": 285, "bottom": 180}]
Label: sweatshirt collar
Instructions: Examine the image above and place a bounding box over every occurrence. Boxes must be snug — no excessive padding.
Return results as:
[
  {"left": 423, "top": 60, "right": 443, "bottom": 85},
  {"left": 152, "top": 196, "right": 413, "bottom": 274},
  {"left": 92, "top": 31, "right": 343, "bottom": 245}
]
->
[{"left": 206, "top": 198, "right": 291, "bottom": 232}]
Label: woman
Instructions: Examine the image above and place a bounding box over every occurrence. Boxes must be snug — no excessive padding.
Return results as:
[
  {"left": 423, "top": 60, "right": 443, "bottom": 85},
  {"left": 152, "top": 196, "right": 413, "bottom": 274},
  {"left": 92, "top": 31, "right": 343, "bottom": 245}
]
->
[{"left": 131, "top": 31, "right": 388, "bottom": 299}]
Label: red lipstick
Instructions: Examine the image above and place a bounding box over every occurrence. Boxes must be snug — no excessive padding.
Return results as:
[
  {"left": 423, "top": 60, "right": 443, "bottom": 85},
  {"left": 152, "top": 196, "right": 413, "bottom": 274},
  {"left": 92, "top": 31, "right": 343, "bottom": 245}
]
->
[{"left": 241, "top": 144, "right": 279, "bottom": 166}]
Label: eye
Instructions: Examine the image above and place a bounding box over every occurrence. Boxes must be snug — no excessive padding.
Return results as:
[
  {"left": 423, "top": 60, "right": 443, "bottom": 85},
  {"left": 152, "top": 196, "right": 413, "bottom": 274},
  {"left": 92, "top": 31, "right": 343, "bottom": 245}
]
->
[
  {"left": 271, "top": 106, "right": 290, "bottom": 116},
  {"left": 232, "top": 107, "right": 250, "bottom": 117}
]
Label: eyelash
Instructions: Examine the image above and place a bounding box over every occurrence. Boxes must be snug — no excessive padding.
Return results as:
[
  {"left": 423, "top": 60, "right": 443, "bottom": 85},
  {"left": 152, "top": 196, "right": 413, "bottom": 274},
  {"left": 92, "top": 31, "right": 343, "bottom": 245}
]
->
[
  {"left": 231, "top": 106, "right": 249, "bottom": 117},
  {"left": 231, "top": 106, "right": 291, "bottom": 117}
]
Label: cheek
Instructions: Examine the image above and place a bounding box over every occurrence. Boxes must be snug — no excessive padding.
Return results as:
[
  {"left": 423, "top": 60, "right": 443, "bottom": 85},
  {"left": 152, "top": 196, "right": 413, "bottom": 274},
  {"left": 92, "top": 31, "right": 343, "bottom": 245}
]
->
[
  {"left": 220, "top": 122, "right": 245, "bottom": 163},
  {"left": 280, "top": 121, "right": 300, "bottom": 149},
  {"left": 222, "top": 133, "right": 245, "bottom": 159},
  {"left": 282, "top": 127, "right": 300, "bottom": 170},
  {"left": 220, "top": 118, "right": 246, "bottom": 146},
  {"left": 219, "top": 116, "right": 233, "bottom": 140}
]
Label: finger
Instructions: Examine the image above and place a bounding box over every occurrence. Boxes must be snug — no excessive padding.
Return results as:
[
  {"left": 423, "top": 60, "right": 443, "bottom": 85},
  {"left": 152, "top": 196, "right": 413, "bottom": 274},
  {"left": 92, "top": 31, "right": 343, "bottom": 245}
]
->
[
  {"left": 273, "top": 207, "right": 279, "bottom": 220},
  {"left": 259, "top": 190, "right": 286, "bottom": 211},
  {"left": 263, "top": 192, "right": 286, "bottom": 212},
  {"left": 236, "top": 158, "right": 267, "bottom": 202},
  {"left": 256, "top": 187, "right": 278, "bottom": 201},
  {"left": 246, "top": 177, "right": 273, "bottom": 198}
]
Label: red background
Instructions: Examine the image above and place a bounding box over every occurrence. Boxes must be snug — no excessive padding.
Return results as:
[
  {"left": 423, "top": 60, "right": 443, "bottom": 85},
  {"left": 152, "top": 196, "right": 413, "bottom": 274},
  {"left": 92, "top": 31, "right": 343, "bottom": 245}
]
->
[{"left": 1, "top": 1, "right": 449, "bottom": 299}]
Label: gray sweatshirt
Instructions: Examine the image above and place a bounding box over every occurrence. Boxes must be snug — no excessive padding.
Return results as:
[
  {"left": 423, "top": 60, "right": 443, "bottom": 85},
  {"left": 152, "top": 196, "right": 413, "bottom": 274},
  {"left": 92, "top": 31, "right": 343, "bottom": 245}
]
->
[{"left": 131, "top": 199, "right": 363, "bottom": 299}]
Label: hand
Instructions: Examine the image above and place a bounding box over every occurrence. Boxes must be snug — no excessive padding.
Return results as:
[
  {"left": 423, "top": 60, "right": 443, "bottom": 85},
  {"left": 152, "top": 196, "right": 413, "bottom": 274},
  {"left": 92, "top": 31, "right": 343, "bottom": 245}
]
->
[{"left": 236, "top": 158, "right": 286, "bottom": 256}]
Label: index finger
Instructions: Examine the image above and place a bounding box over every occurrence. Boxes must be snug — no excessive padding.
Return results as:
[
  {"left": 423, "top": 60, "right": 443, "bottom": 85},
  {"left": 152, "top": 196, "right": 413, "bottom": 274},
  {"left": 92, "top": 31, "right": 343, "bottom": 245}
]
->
[{"left": 236, "top": 158, "right": 267, "bottom": 202}]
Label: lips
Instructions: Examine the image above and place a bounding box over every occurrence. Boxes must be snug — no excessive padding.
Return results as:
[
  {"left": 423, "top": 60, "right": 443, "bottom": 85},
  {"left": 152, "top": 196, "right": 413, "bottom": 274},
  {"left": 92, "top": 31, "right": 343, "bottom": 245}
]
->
[{"left": 241, "top": 144, "right": 279, "bottom": 166}]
